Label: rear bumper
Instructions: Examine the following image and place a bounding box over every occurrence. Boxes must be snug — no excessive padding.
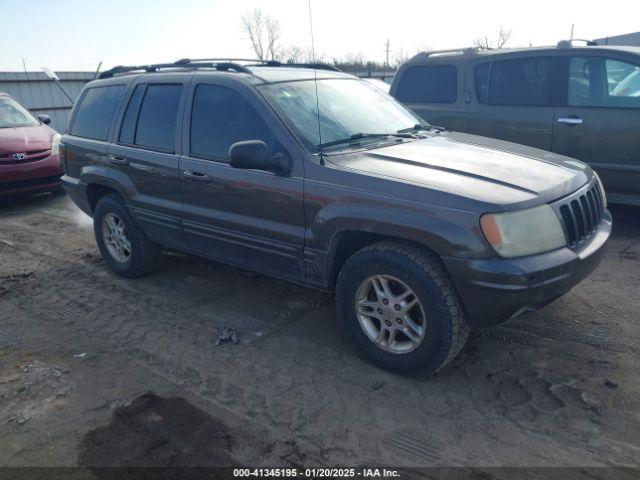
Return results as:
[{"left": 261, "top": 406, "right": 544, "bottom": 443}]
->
[
  {"left": 0, "top": 154, "right": 63, "bottom": 197},
  {"left": 443, "top": 211, "right": 612, "bottom": 327}
]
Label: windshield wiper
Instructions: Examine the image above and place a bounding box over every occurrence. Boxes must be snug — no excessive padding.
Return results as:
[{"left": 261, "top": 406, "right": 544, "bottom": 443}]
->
[
  {"left": 317, "top": 132, "right": 413, "bottom": 149},
  {"left": 397, "top": 123, "right": 447, "bottom": 134}
]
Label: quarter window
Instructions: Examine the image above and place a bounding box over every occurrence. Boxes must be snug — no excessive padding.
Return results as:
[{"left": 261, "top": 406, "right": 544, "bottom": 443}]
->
[
  {"left": 118, "top": 84, "right": 145, "bottom": 144},
  {"left": 479, "top": 57, "right": 554, "bottom": 106},
  {"left": 395, "top": 65, "right": 457, "bottom": 104},
  {"left": 70, "top": 85, "right": 125, "bottom": 140},
  {"left": 190, "top": 84, "right": 274, "bottom": 160},
  {"left": 134, "top": 84, "right": 182, "bottom": 152}
]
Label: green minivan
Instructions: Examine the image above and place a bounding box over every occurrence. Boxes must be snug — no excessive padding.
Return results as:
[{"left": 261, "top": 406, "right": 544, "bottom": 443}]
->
[{"left": 390, "top": 42, "right": 640, "bottom": 206}]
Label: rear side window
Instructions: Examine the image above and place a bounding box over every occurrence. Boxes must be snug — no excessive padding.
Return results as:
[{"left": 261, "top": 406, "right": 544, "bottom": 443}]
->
[
  {"left": 71, "top": 85, "right": 125, "bottom": 140},
  {"left": 134, "top": 84, "right": 182, "bottom": 152},
  {"left": 395, "top": 65, "right": 457, "bottom": 104},
  {"left": 118, "top": 84, "right": 145, "bottom": 144},
  {"left": 479, "top": 57, "right": 554, "bottom": 106},
  {"left": 190, "top": 84, "right": 274, "bottom": 160}
]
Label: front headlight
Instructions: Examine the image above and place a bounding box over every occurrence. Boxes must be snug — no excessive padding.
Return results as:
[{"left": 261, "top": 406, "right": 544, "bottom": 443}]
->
[
  {"left": 51, "top": 133, "right": 62, "bottom": 156},
  {"left": 480, "top": 205, "right": 567, "bottom": 258},
  {"left": 593, "top": 171, "right": 607, "bottom": 210}
]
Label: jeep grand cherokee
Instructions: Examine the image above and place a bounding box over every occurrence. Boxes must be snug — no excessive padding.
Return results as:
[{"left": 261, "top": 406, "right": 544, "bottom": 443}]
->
[{"left": 61, "top": 60, "right": 611, "bottom": 374}]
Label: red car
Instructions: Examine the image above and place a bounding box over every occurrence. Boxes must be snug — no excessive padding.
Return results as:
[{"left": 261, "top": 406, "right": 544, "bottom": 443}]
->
[{"left": 0, "top": 92, "right": 63, "bottom": 197}]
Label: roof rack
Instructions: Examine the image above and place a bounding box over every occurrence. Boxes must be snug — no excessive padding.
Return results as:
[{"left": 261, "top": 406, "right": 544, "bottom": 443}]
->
[
  {"left": 409, "top": 47, "right": 491, "bottom": 62},
  {"left": 98, "top": 58, "right": 342, "bottom": 79},
  {"left": 557, "top": 39, "right": 599, "bottom": 48},
  {"left": 98, "top": 60, "right": 253, "bottom": 79}
]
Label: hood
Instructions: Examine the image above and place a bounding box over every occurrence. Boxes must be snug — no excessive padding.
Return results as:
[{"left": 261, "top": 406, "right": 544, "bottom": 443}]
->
[
  {"left": 0, "top": 124, "right": 56, "bottom": 155},
  {"left": 327, "top": 132, "right": 592, "bottom": 208}
]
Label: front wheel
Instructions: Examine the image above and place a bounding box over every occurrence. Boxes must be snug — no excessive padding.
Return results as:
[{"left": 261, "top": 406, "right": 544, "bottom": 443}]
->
[
  {"left": 93, "top": 194, "right": 160, "bottom": 278},
  {"left": 336, "top": 242, "right": 469, "bottom": 374}
]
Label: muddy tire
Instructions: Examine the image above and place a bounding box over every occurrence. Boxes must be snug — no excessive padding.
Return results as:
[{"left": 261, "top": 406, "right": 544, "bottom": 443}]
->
[
  {"left": 336, "top": 241, "right": 469, "bottom": 374},
  {"left": 93, "top": 194, "right": 160, "bottom": 278}
]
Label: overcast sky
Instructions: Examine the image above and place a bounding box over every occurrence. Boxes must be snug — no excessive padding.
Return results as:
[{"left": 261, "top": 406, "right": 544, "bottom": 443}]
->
[{"left": 1, "top": 0, "right": 639, "bottom": 71}]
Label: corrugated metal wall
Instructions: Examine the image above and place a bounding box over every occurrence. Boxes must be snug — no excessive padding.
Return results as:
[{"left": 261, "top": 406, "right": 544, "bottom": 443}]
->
[{"left": 0, "top": 71, "right": 94, "bottom": 133}]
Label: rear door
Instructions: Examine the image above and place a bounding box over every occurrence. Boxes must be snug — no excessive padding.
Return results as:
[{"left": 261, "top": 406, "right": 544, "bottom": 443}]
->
[
  {"left": 109, "top": 75, "right": 190, "bottom": 247},
  {"left": 466, "top": 55, "right": 558, "bottom": 150},
  {"left": 179, "top": 77, "right": 305, "bottom": 280},
  {"left": 393, "top": 63, "right": 466, "bottom": 132},
  {"left": 552, "top": 53, "right": 640, "bottom": 202}
]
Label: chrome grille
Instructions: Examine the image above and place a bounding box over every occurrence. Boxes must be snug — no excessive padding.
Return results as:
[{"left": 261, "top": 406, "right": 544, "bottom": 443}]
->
[{"left": 557, "top": 183, "right": 604, "bottom": 247}]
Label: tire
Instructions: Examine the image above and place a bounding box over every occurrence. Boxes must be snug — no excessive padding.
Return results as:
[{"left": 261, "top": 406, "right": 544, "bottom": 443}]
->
[
  {"left": 335, "top": 241, "right": 469, "bottom": 375},
  {"left": 93, "top": 194, "right": 160, "bottom": 278}
]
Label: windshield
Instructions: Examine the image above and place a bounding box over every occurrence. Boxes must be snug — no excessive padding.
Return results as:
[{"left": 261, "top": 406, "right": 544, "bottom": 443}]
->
[
  {"left": 0, "top": 96, "right": 39, "bottom": 128},
  {"left": 259, "top": 78, "right": 423, "bottom": 152}
]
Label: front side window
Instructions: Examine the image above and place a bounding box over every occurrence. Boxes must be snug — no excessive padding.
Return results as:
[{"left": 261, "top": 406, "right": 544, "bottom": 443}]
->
[
  {"left": 70, "top": 85, "right": 125, "bottom": 140},
  {"left": 134, "top": 84, "right": 182, "bottom": 152},
  {"left": 0, "top": 96, "right": 39, "bottom": 128},
  {"left": 485, "top": 57, "right": 553, "bottom": 106},
  {"left": 190, "top": 84, "right": 274, "bottom": 160},
  {"left": 259, "top": 79, "right": 422, "bottom": 152},
  {"left": 395, "top": 65, "right": 457, "bottom": 104},
  {"left": 568, "top": 57, "right": 640, "bottom": 108},
  {"left": 607, "top": 59, "right": 640, "bottom": 104}
]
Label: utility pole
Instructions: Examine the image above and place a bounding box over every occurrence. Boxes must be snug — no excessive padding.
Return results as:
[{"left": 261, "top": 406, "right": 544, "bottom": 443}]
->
[
  {"left": 384, "top": 39, "right": 390, "bottom": 69},
  {"left": 570, "top": 23, "right": 575, "bottom": 40}
]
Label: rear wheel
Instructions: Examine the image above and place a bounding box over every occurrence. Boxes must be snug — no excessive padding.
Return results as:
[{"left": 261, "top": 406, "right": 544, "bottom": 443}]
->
[
  {"left": 93, "top": 194, "right": 159, "bottom": 278},
  {"left": 336, "top": 241, "right": 469, "bottom": 374}
]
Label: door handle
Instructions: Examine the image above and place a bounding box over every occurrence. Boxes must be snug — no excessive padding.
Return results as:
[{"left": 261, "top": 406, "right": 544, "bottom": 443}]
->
[
  {"left": 109, "top": 155, "right": 129, "bottom": 166},
  {"left": 557, "top": 117, "right": 583, "bottom": 126},
  {"left": 183, "top": 171, "right": 211, "bottom": 183}
]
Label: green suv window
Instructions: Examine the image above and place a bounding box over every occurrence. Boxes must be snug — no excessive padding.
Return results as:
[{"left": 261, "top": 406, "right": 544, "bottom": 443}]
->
[
  {"left": 475, "top": 57, "right": 554, "bottom": 106},
  {"left": 569, "top": 56, "right": 640, "bottom": 108}
]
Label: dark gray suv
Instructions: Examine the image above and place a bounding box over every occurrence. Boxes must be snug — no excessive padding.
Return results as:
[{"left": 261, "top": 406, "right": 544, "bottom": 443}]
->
[
  {"left": 391, "top": 42, "right": 640, "bottom": 206},
  {"left": 61, "top": 59, "right": 611, "bottom": 374}
]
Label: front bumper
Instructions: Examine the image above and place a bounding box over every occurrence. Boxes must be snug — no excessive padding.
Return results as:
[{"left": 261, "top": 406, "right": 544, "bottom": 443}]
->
[
  {"left": 443, "top": 211, "right": 612, "bottom": 327},
  {"left": 0, "top": 154, "right": 63, "bottom": 197}
]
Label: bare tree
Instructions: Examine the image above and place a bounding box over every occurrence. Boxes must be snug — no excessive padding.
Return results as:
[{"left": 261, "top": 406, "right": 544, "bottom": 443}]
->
[
  {"left": 281, "top": 45, "right": 318, "bottom": 64},
  {"left": 474, "top": 26, "right": 513, "bottom": 49},
  {"left": 241, "top": 9, "right": 282, "bottom": 61}
]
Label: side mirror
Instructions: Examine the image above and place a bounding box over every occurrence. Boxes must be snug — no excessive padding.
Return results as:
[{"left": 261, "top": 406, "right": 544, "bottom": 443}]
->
[
  {"left": 228, "top": 140, "right": 291, "bottom": 175},
  {"left": 37, "top": 114, "right": 51, "bottom": 125}
]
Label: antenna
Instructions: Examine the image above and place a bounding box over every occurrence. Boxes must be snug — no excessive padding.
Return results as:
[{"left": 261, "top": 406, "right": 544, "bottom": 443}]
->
[{"left": 308, "top": 0, "right": 324, "bottom": 163}]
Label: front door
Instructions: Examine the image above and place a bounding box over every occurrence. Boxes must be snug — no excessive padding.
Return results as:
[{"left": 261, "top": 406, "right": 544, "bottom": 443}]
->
[
  {"left": 466, "top": 55, "right": 557, "bottom": 150},
  {"left": 552, "top": 54, "right": 640, "bottom": 203},
  {"left": 179, "top": 80, "right": 305, "bottom": 280}
]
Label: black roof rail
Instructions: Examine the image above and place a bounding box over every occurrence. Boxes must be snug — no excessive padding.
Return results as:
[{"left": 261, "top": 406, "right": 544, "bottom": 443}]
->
[
  {"left": 97, "top": 58, "right": 342, "bottom": 79},
  {"left": 557, "top": 39, "right": 599, "bottom": 48},
  {"left": 98, "top": 60, "right": 253, "bottom": 79}
]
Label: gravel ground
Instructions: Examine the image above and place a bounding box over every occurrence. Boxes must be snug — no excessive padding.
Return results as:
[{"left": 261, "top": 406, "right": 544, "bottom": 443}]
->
[{"left": 0, "top": 193, "right": 639, "bottom": 469}]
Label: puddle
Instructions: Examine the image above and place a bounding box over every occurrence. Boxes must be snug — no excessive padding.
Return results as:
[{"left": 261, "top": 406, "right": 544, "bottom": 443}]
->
[{"left": 78, "top": 392, "right": 236, "bottom": 471}]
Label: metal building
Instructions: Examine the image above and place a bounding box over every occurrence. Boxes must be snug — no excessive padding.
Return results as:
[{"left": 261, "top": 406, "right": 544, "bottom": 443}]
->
[
  {"left": 595, "top": 31, "right": 640, "bottom": 47},
  {"left": 0, "top": 71, "right": 94, "bottom": 133}
]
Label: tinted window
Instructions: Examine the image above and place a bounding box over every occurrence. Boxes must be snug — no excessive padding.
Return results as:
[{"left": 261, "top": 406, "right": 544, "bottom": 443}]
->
[
  {"left": 190, "top": 84, "right": 274, "bottom": 160},
  {"left": 395, "top": 65, "right": 457, "bottom": 104},
  {"left": 135, "top": 84, "right": 182, "bottom": 151},
  {"left": 118, "top": 84, "right": 145, "bottom": 144},
  {"left": 486, "top": 57, "right": 553, "bottom": 106},
  {"left": 474, "top": 62, "right": 491, "bottom": 103},
  {"left": 71, "top": 85, "right": 125, "bottom": 140}
]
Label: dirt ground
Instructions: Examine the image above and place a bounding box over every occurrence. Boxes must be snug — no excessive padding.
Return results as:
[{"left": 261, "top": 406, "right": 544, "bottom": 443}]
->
[{"left": 0, "top": 193, "right": 639, "bottom": 470}]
